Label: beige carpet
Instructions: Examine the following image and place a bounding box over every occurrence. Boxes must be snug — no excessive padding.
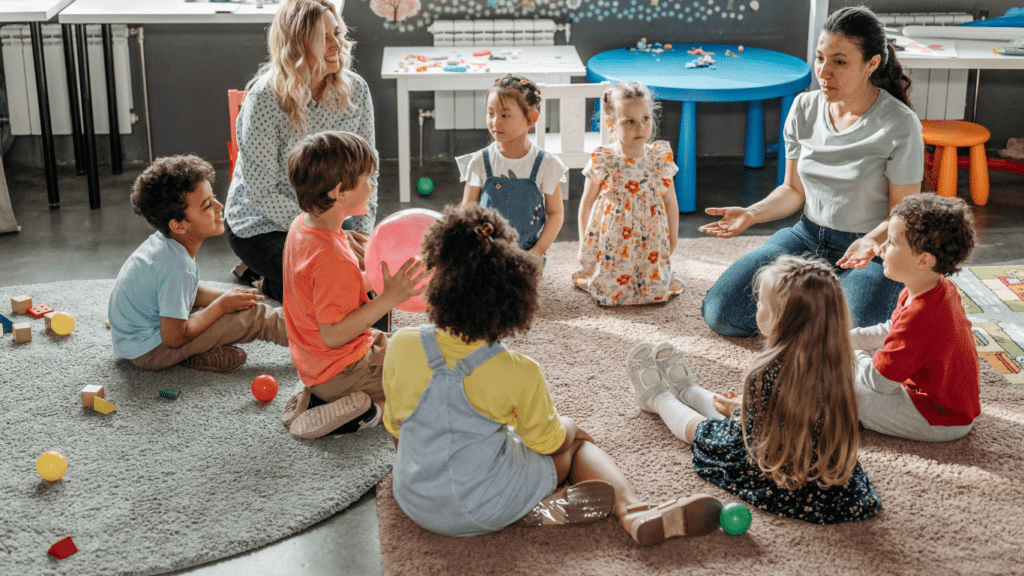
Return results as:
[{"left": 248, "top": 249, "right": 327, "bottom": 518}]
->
[{"left": 380, "top": 237, "right": 1024, "bottom": 576}]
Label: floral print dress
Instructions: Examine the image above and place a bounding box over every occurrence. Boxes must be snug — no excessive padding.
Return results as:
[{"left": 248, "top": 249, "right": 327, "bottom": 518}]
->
[
  {"left": 573, "top": 141, "right": 684, "bottom": 305},
  {"left": 692, "top": 360, "right": 882, "bottom": 524}
]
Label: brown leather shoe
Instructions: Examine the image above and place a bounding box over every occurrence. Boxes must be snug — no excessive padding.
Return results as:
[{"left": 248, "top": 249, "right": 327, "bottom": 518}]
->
[
  {"left": 515, "top": 479, "right": 616, "bottom": 527},
  {"left": 180, "top": 345, "right": 247, "bottom": 375},
  {"left": 621, "top": 495, "right": 723, "bottom": 546}
]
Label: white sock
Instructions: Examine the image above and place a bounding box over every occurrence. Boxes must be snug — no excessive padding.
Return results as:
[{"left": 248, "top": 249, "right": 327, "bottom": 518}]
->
[
  {"left": 651, "top": 391, "right": 702, "bottom": 444},
  {"left": 678, "top": 384, "right": 724, "bottom": 420}
]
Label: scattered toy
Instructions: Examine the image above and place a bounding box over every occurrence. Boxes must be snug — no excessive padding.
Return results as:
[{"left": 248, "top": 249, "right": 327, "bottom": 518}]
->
[
  {"left": 81, "top": 384, "right": 105, "bottom": 409},
  {"left": 417, "top": 177, "right": 435, "bottom": 196},
  {"left": 251, "top": 374, "right": 279, "bottom": 403},
  {"left": 159, "top": 388, "right": 181, "bottom": 400},
  {"left": 725, "top": 49, "right": 741, "bottom": 58},
  {"left": 28, "top": 304, "right": 54, "bottom": 319},
  {"left": 0, "top": 312, "right": 13, "bottom": 335},
  {"left": 47, "top": 536, "right": 78, "bottom": 559},
  {"left": 738, "top": 45, "right": 744, "bottom": 52},
  {"left": 37, "top": 451, "right": 68, "bottom": 481},
  {"left": 51, "top": 311, "right": 75, "bottom": 336},
  {"left": 13, "top": 322, "right": 31, "bottom": 343},
  {"left": 43, "top": 311, "right": 56, "bottom": 332},
  {"left": 686, "top": 54, "right": 717, "bottom": 68},
  {"left": 93, "top": 397, "right": 117, "bottom": 415},
  {"left": 443, "top": 66, "right": 468, "bottom": 72},
  {"left": 473, "top": 49, "right": 491, "bottom": 56},
  {"left": 719, "top": 502, "right": 752, "bottom": 535},
  {"left": 11, "top": 295, "right": 31, "bottom": 315}
]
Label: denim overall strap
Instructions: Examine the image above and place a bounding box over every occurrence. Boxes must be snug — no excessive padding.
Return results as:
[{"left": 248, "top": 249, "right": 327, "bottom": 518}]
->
[
  {"left": 419, "top": 324, "right": 449, "bottom": 373},
  {"left": 528, "top": 149, "right": 545, "bottom": 183},
  {"left": 482, "top": 149, "right": 494, "bottom": 179},
  {"left": 451, "top": 339, "right": 507, "bottom": 380}
]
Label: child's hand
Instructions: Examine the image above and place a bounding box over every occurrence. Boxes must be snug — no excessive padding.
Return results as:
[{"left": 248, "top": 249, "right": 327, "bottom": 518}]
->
[
  {"left": 381, "top": 258, "right": 429, "bottom": 306},
  {"left": 837, "top": 237, "right": 880, "bottom": 269},
  {"left": 713, "top": 391, "right": 742, "bottom": 417},
  {"left": 216, "top": 288, "right": 264, "bottom": 313},
  {"left": 526, "top": 249, "right": 546, "bottom": 276},
  {"left": 699, "top": 207, "right": 755, "bottom": 238}
]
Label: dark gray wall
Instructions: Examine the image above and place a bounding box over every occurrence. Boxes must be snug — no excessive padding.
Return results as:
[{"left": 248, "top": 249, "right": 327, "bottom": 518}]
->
[{"left": 3, "top": 0, "right": 1021, "bottom": 168}]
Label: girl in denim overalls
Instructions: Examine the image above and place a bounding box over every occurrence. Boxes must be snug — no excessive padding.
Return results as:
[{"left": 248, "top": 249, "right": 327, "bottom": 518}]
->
[
  {"left": 457, "top": 75, "right": 566, "bottom": 265},
  {"left": 381, "top": 204, "right": 723, "bottom": 545}
]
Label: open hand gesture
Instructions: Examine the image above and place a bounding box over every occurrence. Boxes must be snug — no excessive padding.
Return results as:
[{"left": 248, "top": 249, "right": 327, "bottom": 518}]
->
[
  {"left": 837, "top": 237, "right": 880, "bottom": 269},
  {"left": 381, "top": 258, "right": 429, "bottom": 306},
  {"left": 698, "top": 207, "right": 755, "bottom": 238}
]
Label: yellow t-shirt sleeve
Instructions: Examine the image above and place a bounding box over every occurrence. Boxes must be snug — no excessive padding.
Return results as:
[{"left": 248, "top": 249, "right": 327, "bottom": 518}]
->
[{"left": 504, "top": 358, "right": 565, "bottom": 455}]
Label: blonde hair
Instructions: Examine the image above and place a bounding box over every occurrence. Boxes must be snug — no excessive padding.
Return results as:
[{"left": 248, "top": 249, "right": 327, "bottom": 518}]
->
[
  {"left": 742, "top": 254, "right": 860, "bottom": 491},
  {"left": 256, "top": 0, "right": 354, "bottom": 134},
  {"left": 601, "top": 80, "right": 661, "bottom": 140}
]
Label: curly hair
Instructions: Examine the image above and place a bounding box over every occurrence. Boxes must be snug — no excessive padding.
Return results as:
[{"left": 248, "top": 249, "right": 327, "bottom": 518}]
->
[
  {"left": 130, "top": 155, "right": 216, "bottom": 236},
  {"left": 822, "top": 6, "right": 913, "bottom": 109},
  {"left": 288, "top": 131, "right": 377, "bottom": 215},
  {"left": 256, "top": 0, "right": 355, "bottom": 134},
  {"left": 601, "top": 80, "right": 662, "bottom": 140},
  {"left": 486, "top": 75, "right": 542, "bottom": 123},
  {"left": 421, "top": 204, "right": 540, "bottom": 344},
  {"left": 890, "top": 194, "right": 975, "bottom": 275}
]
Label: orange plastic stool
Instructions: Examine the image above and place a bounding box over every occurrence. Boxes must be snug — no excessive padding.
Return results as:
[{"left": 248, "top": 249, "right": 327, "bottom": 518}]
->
[{"left": 921, "top": 120, "right": 991, "bottom": 205}]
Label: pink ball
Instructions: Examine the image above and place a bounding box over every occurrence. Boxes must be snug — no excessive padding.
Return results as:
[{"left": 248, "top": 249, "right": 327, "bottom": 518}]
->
[{"left": 365, "top": 208, "right": 440, "bottom": 313}]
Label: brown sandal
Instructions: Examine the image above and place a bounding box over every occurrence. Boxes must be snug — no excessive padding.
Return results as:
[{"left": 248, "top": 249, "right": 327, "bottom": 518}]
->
[{"left": 620, "top": 495, "right": 723, "bottom": 546}]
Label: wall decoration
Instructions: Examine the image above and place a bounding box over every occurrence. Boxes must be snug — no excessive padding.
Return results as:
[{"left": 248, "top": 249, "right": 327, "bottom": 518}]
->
[{"left": 364, "top": 0, "right": 762, "bottom": 33}]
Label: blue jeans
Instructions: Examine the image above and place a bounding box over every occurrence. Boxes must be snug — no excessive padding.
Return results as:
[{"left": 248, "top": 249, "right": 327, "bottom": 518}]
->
[{"left": 701, "top": 217, "right": 903, "bottom": 337}]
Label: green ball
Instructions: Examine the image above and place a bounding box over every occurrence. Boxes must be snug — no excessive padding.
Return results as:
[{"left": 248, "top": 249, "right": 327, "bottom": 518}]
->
[
  {"left": 719, "top": 502, "right": 752, "bottom": 536},
  {"left": 416, "top": 177, "right": 434, "bottom": 195}
]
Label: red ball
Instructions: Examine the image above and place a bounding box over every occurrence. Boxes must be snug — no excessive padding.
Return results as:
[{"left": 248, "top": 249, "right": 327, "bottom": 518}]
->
[{"left": 251, "top": 375, "right": 279, "bottom": 402}]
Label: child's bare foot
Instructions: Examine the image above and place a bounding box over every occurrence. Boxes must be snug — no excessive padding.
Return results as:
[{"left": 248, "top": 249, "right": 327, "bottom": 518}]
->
[{"left": 573, "top": 277, "right": 588, "bottom": 291}]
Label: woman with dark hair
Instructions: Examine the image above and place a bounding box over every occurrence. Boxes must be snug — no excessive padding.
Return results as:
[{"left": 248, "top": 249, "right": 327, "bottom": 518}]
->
[
  {"left": 699, "top": 6, "right": 923, "bottom": 337},
  {"left": 224, "top": 0, "right": 378, "bottom": 302}
]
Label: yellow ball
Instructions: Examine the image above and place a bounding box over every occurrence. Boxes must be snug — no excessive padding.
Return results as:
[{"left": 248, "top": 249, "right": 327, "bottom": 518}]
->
[
  {"left": 37, "top": 451, "right": 67, "bottom": 481},
  {"left": 51, "top": 312, "right": 75, "bottom": 336}
]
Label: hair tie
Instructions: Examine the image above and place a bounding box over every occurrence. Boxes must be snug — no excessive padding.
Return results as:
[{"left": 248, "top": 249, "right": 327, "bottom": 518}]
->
[{"left": 474, "top": 222, "right": 495, "bottom": 239}]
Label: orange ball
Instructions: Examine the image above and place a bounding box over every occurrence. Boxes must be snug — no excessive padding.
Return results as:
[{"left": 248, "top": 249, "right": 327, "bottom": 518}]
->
[
  {"left": 37, "top": 451, "right": 67, "bottom": 481},
  {"left": 251, "top": 375, "right": 279, "bottom": 402}
]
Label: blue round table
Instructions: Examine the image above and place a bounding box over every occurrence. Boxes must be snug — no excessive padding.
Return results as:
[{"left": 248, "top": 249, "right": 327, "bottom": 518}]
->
[{"left": 587, "top": 44, "right": 812, "bottom": 212}]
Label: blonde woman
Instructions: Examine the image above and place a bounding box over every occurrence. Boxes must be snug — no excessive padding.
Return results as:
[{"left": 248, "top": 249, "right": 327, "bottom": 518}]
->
[
  {"left": 628, "top": 255, "right": 881, "bottom": 524},
  {"left": 225, "top": 0, "right": 377, "bottom": 302}
]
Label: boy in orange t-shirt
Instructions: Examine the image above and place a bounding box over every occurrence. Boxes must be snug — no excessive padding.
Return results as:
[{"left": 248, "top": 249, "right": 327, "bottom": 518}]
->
[{"left": 281, "top": 131, "right": 427, "bottom": 439}]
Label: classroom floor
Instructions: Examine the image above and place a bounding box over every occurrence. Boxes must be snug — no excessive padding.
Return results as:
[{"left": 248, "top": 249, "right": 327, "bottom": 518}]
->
[{"left": 2, "top": 154, "right": 1022, "bottom": 575}]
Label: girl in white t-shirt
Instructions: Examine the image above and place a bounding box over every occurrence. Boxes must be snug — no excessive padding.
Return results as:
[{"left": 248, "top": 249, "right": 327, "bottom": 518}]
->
[{"left": 457, "top": 75, "right": 566, "bottom": 263}]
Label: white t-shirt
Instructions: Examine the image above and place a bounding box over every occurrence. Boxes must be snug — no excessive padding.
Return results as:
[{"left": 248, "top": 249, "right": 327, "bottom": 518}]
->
[
  {"left": 784, "top": 89, "right": 924, "bottom": 234},
  {"left": 456, "top": 141, "right": 568, "bottom": 197}
]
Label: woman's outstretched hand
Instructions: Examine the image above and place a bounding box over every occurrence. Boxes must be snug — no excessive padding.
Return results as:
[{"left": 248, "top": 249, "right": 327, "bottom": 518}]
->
[
  {"left": 698, "top": 207, "right": 755, "bottom": 238},
  {"left": 838, "top": 237, "right": 880, "bottom": 269}
]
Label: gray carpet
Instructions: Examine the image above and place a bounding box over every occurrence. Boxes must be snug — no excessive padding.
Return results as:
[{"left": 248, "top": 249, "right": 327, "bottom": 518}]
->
[{"left": 1, "top": 280, "right": 394, "bottom": 576}]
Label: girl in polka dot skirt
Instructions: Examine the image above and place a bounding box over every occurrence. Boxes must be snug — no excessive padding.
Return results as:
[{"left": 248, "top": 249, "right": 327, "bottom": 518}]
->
[
  {"left": 627, "top": 254, "right": 882, "bottom": 524},
  {"left": 573, "top": 81, "right": 683, "bottom": 305}
]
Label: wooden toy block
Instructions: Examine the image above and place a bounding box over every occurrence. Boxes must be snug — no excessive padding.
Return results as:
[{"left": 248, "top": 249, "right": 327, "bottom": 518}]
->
[
  {"left": 11, "top": 295, "right": 31, "bottom": 314},
  {"left": 0, "top": 313, "right": 12, "bottom": 335},
  {"left": 93, "top": 396, "right": 117, "bottom": 414},
  {"left": 44, "top": 311, "right": 56, "bottom": 332},
  {"left": 81, "top": 384, "right": 105, "bottom": 409},
  {"left": 47, "top": 536, "right": 78, "bottom": 559},
  {"left": 12, "top": 322, "right": 31, "bottom": 343},
  {"left": 28, "top": 304, "right": 54, "bottom": 319}
]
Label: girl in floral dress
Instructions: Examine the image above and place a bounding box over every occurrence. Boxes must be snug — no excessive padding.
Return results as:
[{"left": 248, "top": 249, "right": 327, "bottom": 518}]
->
[{"left": 573, "top": 81, "right": 683, "bottom": 305}]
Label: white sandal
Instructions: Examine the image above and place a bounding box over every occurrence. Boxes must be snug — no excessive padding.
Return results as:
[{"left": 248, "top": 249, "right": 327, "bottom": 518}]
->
[
  {"left": 626, "top": 343, "right": 670, "bottom": 413},
  {"left": 653, "top": 342, "right": 701, "bottom": 403}
]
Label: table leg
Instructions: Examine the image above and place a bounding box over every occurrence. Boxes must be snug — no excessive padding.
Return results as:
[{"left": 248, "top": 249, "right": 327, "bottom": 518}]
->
[
  {"left": 397, "top": 78, "right": 411, "bottom": 203},
  {"left": 102, "top": 24, "right": 122, "bottom": 175},
  {"left": 61, "top": 25, "right": 85, "bottom": 177},
  {"left": 743, "top": 99, "right": 764, "bottom": 169},
  {"left": 777, "top": 93, "right": 795, "bottom": 186},
  {"left": 76, "top": 24, "right": 101, "bottom": 209},
  {"left": 29, "top": 22, "right": 60, "bottom": 209},
  {"left": 676, "top": 100, "right": 697, "bottom": 213}
]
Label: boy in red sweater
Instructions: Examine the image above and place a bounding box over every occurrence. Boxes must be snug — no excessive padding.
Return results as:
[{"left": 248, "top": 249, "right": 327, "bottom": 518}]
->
[{"left": 850, "top": 194, "right": 979, "bottom": 441}]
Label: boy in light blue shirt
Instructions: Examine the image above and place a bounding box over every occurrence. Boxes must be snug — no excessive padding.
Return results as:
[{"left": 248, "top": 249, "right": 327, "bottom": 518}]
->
[{"left": 108, "top": 155, "right": 288, "bottom": 374}]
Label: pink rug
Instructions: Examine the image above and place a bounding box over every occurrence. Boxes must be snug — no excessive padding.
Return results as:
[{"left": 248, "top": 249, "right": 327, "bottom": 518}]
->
[{"left": 381, "top": 237, "right": 1024, "bottom": 575}]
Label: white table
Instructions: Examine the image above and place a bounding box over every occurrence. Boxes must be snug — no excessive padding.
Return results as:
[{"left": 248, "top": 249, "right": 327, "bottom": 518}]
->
[
  {"left": 381, "top": 45, "right": 586, "bottom": 202},
  {"left": 1, "top": 0, "right": 78, "bottom": 208}
]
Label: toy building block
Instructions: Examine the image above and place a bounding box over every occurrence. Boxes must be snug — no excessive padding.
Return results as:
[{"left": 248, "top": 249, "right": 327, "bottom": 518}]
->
[
  {"left": 50, "top": 312, "right": 75, "bottom": 336},
  {"left": 81, "top": 385, "right": 105, "bottom": 409},
  {"left": 43, "top": 311, "right": 56, "bottom": 332},
  {"left": 93, "top": 397, "right": 117, "bottom": 415},
  {"left": 47, "top": 536, "right": 78, "bottom": 559},
  {"left": 0, "top": 313, "right": 13, "bottom": 335},
  {"left": 28, "top": 304, "right": 54, "bottom": 319},
  {"left": 11, "top": 295, "right": 31, "bottom": 314},
  {"left": 12, "top": 322, "right": 31, "bottom": 343},
  {"left": 159, "top": 388, "right": 181, "bottom": 400}
]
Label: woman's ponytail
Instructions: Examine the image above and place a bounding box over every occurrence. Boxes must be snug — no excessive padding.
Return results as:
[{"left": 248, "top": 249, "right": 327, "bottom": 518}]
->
[{"left": 872, "top": 43, "right": 914, "bottom": 110}]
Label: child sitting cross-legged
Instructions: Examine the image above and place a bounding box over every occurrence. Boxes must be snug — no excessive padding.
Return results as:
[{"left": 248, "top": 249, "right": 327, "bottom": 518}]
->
[
  {"left": 850, "top": 194, "right": 980, "bottom": 441},
  {"left": 280, "top": 131, "right": 427, "bottom": 439},
  {"left": 383, "top": 203, "right": 723, "bottom": 546},
  {"left": 108, "top": 155, "right": 288, "bottom": 374}
]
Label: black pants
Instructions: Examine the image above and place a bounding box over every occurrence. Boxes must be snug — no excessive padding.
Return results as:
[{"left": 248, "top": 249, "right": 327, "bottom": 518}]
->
[{"left": 225, "top": 221, "right": 287, "bottom": 302}]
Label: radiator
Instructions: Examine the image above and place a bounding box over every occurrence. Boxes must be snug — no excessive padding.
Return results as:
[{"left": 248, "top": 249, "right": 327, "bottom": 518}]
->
[
  {"left": 877, "top": 12, "right": 973, "bottom": 121},
  {"left": 427, "top": 19, "right": 557, "bottom": 130},
  {"left": 1, "top": 24, "right": 133, "bottom": 136}
]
